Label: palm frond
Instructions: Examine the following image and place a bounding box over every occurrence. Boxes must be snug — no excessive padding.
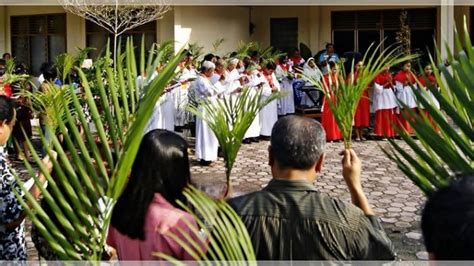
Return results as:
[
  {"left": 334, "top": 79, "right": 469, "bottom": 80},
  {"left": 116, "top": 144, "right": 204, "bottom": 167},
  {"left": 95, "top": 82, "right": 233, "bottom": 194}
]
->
[
  {"left": 303, "top": 42, "right": 416, "bottom": 148},
  {"left": 154, "top": 186, "right": 257, "bottom": 262},
  {"left": 212, "top": 38, "right": 225, "bottom": 54},
  {"left": 187, "top": 87, "right": 284, "bottom": 197},
  {"left": 14, "top": 37, "right": 184, "bottom": 260},
  {"left": 384, "top": 20, "right": 474, "bottom": 196}
]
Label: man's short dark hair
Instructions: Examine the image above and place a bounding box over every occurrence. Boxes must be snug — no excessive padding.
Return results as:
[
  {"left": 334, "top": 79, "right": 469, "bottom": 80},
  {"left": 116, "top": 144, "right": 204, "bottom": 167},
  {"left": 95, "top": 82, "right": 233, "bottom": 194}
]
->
[
  {"left": 270, "top": 115, "right": 326, "bottom": 170},
  {"left": 421, "top": 175, "right": 474, "bottom": 260},
  {"left": 326, "top": 43, "right": 334, "bottom": 49}
]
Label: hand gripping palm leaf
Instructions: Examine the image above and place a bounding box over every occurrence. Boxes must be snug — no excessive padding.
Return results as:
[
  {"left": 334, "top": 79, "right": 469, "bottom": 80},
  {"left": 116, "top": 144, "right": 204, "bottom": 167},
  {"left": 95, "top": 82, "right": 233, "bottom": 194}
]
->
[
  {"left": 188, "top": 87, "right": 284, "bottom": 197},
  {"left": 303, "top": 42, "right": 416, "bottom": 149}
]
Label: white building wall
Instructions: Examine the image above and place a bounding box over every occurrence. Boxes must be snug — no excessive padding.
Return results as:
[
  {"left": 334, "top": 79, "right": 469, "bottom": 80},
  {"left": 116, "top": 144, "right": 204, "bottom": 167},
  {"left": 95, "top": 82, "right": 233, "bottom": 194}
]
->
[{"left": 173, "top": 6, "right": 250, "bottom": 55}]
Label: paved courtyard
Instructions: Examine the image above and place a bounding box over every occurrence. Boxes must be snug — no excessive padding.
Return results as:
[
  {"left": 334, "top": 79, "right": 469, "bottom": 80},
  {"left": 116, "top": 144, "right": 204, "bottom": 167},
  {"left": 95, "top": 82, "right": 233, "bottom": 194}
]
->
[
  {"left": 189, "top": 139, "right": 427, "bottom": 261},
  {"left": 22, "top": 138, "right": 427, "bottom": 261}
]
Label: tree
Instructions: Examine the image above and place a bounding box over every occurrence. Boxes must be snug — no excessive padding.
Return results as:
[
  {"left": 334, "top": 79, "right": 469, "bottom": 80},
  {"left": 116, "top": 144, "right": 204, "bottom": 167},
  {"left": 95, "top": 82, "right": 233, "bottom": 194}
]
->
[{"left": 59, "top": 0, "right": 171, "bottom": 67}]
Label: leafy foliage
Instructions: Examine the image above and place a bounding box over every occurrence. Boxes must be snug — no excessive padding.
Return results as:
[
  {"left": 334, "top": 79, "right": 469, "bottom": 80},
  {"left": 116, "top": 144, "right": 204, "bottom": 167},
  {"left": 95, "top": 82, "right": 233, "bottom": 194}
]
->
[
  {"left": 13, "top": 38, "right": 184, "bottom": 260},
  {"left": 304, "top": 43, "right": 416, "bottom": 148},
  {"left": 384, "top": 20, "right": 474, "bottom": 196},
  {"left": 188, "top": 88, "right": 283, "bottom": 197},
  {"left": 155, "top": 186, "right": 257, "bottom": 262}
]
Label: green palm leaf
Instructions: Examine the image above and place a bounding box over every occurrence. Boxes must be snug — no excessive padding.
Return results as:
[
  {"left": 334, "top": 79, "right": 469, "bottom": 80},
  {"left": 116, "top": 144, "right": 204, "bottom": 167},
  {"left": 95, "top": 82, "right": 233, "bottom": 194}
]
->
[
  {"left": 13, "top": 38, "right": 184, "bottom": 260},
  {"left": 187, "top": 87, "right": 284, "bottom": 197},
  {"left": 384, "top": 20, "right": 474, "bottom": 196},
  {"left": 154, "top": 186, "right": 257, "bottom": 262},
  {"left": 303, "top": 42, "right": 416, "bottom": 148}
]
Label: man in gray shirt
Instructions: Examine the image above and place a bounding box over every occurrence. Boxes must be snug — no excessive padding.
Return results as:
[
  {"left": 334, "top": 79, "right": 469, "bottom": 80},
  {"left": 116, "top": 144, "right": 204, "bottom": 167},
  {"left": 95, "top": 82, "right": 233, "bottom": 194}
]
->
[{"left": 229, "top": 116, "right": 395, "bottom": 260}]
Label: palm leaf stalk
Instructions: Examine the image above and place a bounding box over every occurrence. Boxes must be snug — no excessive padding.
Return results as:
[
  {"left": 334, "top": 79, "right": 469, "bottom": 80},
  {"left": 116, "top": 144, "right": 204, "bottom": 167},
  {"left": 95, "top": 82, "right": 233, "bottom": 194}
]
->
[
  {"left": 188, "top": 88, "right": 283, "bottom": 198},
  {"left": 303, "top": 42, "right": 416, "bottom": 149},
  {"left": 154, "top": 186, "right": 257, "bottom": 263},
  {"left": 383, "top": 19, "right": 474, "bottom": 196},
  {"left": 13, "top": 37, "right": 184, "bottom": 259}
]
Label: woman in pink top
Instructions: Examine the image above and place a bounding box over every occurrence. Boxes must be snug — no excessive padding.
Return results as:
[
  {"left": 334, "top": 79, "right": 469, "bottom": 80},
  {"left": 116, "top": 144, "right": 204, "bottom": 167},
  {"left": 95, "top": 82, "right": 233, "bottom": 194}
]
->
[{"left": 107, "top": 129, "right": 202, "bottom": 260}]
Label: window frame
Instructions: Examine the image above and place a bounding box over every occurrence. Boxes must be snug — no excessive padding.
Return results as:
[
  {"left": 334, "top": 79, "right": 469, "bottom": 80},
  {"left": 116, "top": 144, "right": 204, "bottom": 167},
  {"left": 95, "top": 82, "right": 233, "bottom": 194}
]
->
[{"left": 10, "top": 13, "right": 67, "bottom": 75}]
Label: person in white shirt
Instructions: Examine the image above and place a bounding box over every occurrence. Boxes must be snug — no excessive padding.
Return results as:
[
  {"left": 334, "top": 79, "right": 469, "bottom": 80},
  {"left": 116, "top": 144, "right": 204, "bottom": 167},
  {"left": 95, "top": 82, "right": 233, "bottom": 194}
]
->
[
  {"left": 275, "top": 56, "right": 295, "bottom": 116},
  {"left": 190, "top": 61, "right": 219, "bottom": 166},
  {"left": 259, "top": 62, "right": 280, "bottom": 138},
  {"left": 242, "top": 64, "right": 263, "bottom": 144}
]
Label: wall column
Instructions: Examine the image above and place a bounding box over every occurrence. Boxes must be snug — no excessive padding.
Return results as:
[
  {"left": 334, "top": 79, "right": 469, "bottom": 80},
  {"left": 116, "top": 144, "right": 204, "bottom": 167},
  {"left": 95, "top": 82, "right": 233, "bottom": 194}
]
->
[{"left": 440, "top": 0, "right": 455, "bottom": 59}]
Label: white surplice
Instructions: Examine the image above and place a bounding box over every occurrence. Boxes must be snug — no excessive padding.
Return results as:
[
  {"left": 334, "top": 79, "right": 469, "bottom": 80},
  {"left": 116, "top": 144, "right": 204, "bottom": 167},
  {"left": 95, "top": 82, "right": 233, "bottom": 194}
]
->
[
  {"left": 243, "top": 71, "right": 262, "bottom": 139},
  {"left": 275, "top": 65, "right": 295, "bottom": 115},
  {"left": 191, "top": 75, "right": 219, "bottom": 161},
  {"left": 175, "top": 68, "right": 197, "bottom": 127},
  {"left": 259, "top": 72, "right": 280, "bottom": 137},
  {"left": 372, "top": 82, "right": 398, "bottom": 112},
  {"left": 395, "top": 81, "right": 418, "bottom": 110}
]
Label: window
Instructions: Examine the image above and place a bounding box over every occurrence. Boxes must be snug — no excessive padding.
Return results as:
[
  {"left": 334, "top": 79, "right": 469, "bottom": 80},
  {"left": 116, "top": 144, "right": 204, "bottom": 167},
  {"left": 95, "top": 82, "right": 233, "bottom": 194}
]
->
[
  {"left": 86, "top": 20, "right": 157, "bottom": 59},
  {"left": 10, "top": 14, "right": 67, "bottom": 76},
  {"left": 331, "top": 8, "right": 437, "bottom": 62},
  {"left": 270, "top": 18, "right": 298, "bottom": 54}
]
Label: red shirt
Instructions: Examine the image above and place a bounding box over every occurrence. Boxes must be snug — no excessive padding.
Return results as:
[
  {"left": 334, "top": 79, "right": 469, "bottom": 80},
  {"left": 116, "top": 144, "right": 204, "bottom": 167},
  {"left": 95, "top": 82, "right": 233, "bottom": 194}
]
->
[
  {"left": 418, "top": 74, "right": 437, "bottom": 88},
  {"left": 394, "top": 70, "right": 417, "bottom": 86},
  {"left": 375, "top": 71, "right": 394, "bottom": 89},
  {"left": 290, "top": 56, "right": 304, "bottom": 66}
]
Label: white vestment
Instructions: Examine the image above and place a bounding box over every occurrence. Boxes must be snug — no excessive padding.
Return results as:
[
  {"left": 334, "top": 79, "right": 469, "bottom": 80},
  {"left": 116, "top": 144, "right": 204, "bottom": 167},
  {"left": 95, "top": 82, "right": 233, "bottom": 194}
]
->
[
  {"left": 174, "top": 68, "right": 197, "bottom": 127},
  {"left": 191, "top": 75, "right": 219, "bottom": 161},
  {"left": 275, "top": 65, "right": 295, "bottom": 115},
  {"left": 259, "top": 72, "right": 280, "bottom": 136},
  {"left": 244, "top": 72, "right": 262, "bottom": 139},
  {"left": 395, "top": 81, "right": 418, "bottom": 109},
  {"left": 372, "top": 82, "right": 398, "bottom": 112}
]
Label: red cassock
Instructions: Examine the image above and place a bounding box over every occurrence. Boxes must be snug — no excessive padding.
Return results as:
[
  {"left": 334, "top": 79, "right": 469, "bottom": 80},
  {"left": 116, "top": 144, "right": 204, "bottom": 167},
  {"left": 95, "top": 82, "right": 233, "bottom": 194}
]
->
[
  {"left": 393, "top": 71, "right": 418, "bottom": 135},
  {"left": 373, "top": 71, "right": 397, "bottom": 137},
  {"left": 418, "top": 74, "right": 439, "bottom": 132},
  {"left": 321, "top": 74, "right": 342, "bottom": 141},
  {"left": 2, "top": 83, "right": 12, "bottom": 97},
  {"left": 351, "top": 72, "right": 370, "bottom": 128}
]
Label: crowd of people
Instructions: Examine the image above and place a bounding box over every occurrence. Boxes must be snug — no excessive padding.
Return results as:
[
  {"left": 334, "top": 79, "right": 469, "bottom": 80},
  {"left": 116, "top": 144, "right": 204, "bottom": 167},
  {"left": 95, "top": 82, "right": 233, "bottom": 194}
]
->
[
  {"left": 0, "top": 42, "right": 469, "bottom": 262},
  {"left": 139, "top": 43, "right": 440, "bottom": 166}
]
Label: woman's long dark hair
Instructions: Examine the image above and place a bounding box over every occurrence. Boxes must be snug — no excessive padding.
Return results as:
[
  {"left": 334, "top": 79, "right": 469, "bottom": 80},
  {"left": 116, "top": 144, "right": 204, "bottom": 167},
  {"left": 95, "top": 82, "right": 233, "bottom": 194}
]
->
[{"left": 110, "top": 129, "right": 191, "bottom": 240}]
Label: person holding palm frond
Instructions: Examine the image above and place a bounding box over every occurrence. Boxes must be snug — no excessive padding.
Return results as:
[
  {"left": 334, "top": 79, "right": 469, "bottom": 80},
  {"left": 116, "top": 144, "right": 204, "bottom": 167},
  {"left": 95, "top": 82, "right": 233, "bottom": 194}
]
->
[
  {"left": 242, "top": 64, "right": 263, "bottom": 144},
  {"left": 352, "top": 61, "right": 370, "bottom": 141},
  {"left": 275, "top": 55, "right": 295, "bottom": 116},
  {"left": 259, "top": 62, "right": 280, "bottom": 139},
  {"left": 373, "top": 66, "right": 398, "bottom": 139},
  {"left": 191, "top": 61, "right": 219, "bottom": 166},
  {"left": 394, "top": 61, "right": 418, "bottom": 135},
  {"left": 321, "top": 61, "right": 342, "bottom": 142},
  {"left": 417, "top": 63, "right": 440, "bottom": 132}
]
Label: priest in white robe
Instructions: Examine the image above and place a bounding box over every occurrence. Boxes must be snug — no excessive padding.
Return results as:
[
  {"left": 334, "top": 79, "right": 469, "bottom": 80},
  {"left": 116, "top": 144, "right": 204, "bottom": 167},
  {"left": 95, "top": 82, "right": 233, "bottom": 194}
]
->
[
  {"left": 260, "top": 62, "right": 280, "bottom": 137},
  {"left": 191, "top": 61, "right": 219, "bottom": 166}
]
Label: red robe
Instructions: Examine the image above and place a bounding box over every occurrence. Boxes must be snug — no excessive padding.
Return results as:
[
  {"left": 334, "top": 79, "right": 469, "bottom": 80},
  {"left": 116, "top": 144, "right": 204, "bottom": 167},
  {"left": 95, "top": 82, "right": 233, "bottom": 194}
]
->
[
  {"left": 374, "top": 71, "right": 397, "bottom": 137},
  {"left": 321, "top": 74, "right": 342, "bottom": 141},
  {"left": 351, "top": 72, "right": 370, "bottom": 128},
  {"left": 393, "top": 70, "right": 418, "bottom": 135},
  {"left": 418, "top": 74, "right": 439, "bottom": 132},
  {"left": 289, "top": 56, "right": 304, "bottom": 66}
]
